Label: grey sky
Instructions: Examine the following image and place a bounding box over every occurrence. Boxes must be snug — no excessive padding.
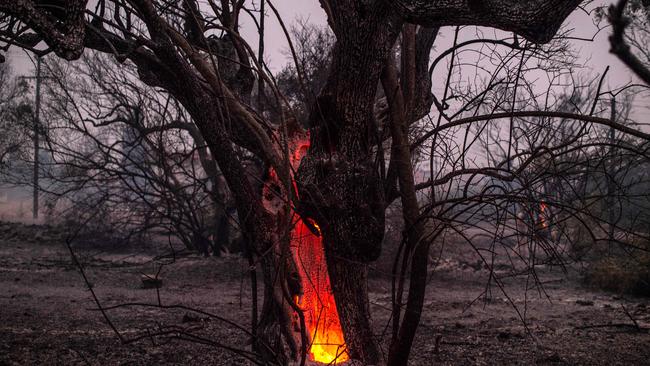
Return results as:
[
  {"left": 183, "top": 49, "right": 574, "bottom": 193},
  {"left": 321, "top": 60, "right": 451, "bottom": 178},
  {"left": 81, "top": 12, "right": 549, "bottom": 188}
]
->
[
  {"left": 5, "top": 1, "right": 649, "bottom": 116},
  {"left": 2, "top": 1, "right": 649, "bottom": 222}
]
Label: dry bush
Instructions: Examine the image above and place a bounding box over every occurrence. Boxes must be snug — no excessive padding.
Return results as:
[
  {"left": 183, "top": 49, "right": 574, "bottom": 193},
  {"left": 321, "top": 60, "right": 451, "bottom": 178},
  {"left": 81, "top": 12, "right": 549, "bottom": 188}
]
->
[{"left": 584, "top": 240, "right": 650, "bottom": 296}]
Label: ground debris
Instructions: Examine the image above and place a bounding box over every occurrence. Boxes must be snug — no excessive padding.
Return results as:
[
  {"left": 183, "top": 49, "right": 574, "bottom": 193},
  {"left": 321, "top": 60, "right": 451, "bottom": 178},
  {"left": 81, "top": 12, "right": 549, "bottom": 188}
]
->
[
  {"left": 141, "top": 274, "right": 163, "bottom": 289},
  {"left": 576, "top": 299, "right": 595, "bottom": 306}
]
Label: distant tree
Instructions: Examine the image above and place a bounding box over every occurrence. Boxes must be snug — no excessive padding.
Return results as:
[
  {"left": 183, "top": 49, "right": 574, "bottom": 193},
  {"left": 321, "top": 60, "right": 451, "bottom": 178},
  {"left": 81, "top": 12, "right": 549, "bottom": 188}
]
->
[
  {"left": 0, "top": 63, "right": 31, "bottom": 169},
  {"left": 275, "top": 21, "right": 334, "bottom": 125},
  {"left": 37, "top": 52, "right": 239, "bottom": 255}
]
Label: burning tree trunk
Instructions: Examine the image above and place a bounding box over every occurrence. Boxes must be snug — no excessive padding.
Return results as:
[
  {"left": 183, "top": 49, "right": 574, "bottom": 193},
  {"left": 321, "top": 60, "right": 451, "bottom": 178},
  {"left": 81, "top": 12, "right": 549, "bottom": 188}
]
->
[
  {"left": 262, "top": 130, "right": 353, "bottom": 364},
  {"left": 298, "top": 2, "right": 581, "bottom": 363},
  {"left": 291, "top": 218, "right": 348, "bottom": 363}
]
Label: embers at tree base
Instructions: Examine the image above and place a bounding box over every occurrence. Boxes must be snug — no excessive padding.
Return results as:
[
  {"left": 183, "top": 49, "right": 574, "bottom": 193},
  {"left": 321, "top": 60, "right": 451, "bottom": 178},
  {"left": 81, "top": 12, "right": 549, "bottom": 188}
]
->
[
  {"left": 291, "top": 217, "right": 349, "bottom": 364},
  {"left": 265, "top": 134, "right": 349, "bottom": 364}
]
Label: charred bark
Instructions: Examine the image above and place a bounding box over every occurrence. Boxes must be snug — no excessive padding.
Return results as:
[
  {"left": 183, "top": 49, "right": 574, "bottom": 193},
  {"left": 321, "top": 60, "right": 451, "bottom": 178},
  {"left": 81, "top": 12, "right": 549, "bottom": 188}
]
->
[
  {"left": 326, "top": 255, "right": 382, "bottom": 364},
  {"left": 256, "top": 249, "right": 301, "bottom": 365},
  {"left": 296, "top": 2, "right": 402, "bottom": 363}
]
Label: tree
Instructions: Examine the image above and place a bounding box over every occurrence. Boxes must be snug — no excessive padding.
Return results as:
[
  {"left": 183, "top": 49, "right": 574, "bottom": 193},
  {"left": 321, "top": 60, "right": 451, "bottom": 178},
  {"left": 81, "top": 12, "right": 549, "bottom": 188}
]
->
[
  {"left": 5, "top": 1, "right": 645, "bottom": 365},
  {"left": 0, "top": 62, "right": 31, "bottom": 169},
  {"left": 607, "top": 0, "right": 650, "bottom": 85},
  {"left": 36, "top": 52, "right": 240, "bottom": 255}
]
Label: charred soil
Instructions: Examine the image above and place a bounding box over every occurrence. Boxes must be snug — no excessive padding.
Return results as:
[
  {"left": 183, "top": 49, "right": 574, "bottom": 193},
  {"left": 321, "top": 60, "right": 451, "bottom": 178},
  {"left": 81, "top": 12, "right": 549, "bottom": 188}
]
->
[{"left": 0, "top": 222, "right": 649, "bottom": 365}]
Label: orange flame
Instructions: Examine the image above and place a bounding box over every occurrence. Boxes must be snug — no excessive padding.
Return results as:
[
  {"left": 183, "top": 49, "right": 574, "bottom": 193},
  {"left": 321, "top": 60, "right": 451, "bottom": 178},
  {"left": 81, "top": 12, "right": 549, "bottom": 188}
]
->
[
  {"left": 292, "top": 217, "right": 349, "bottom": 364},
  {"left": 281, "top": 135, "right": 349, "bottom": 364},
  {"left": 539, "top": 202, "right": 548, "bottom": 229}
]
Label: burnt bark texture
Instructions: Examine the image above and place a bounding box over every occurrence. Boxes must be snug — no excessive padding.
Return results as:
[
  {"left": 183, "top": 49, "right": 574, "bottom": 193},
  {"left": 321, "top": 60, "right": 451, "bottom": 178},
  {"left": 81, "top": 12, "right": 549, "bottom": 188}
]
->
[
  {"left": 392, "top": 0, "right": 582, "bottom": 43},
  {"left": 295, "top": 4, "right": 402, "bottom": 362},
  {"left": 297, "top": 1, "right": 400, "bottom": 263},
  {"left": 0, "top": 0, "right": 583, "bottom": 364}
]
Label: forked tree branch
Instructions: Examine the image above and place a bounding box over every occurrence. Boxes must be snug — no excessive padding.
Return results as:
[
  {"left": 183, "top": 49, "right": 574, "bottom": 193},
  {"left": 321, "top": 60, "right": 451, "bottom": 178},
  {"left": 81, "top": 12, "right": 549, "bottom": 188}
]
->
[
  {"left": 0, "top": 0, "right": 87, "bottom": 59},
  {"left": 390, "top": 0, "right": 582, "bottom": 43},
  {"left": 608, "top": 0, "right": 650, "bottom": 85}
]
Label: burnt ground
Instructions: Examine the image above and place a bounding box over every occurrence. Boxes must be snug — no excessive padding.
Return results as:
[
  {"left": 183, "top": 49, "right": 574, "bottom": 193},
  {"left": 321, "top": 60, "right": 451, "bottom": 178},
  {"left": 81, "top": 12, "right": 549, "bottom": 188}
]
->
[{"left": 0, "top": 222, "right": 649, "bottom": 365}]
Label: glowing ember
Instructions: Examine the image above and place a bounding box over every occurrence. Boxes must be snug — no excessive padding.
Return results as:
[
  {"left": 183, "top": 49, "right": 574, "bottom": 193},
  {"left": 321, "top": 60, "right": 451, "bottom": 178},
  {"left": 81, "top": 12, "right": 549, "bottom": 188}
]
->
[
  {"left": 278, "top": 136, "right": 349, "bottom": 364},
  {"left": 539, "top": 202, "right": 548, "bottom": 229},
  {"left": 291, "top": 217, "right": 349, "bottom": 364}
]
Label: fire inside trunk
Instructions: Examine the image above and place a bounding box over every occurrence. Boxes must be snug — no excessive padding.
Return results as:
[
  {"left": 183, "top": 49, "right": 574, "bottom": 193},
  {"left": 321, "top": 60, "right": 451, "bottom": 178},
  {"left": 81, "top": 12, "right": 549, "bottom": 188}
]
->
[
  {"left": 291, "top": 217, "right": 349, "bottom": 364},
  {"left": 270, "top": 136, "right": 349, "bottom": 364},
  {"left": 539, "top": 202, "right": 548, "bottom": 229}
]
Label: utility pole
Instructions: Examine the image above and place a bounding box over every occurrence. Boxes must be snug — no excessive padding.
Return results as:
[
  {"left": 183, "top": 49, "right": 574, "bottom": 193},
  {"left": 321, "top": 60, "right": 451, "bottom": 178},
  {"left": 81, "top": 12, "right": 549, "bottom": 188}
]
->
[
  {"left": 32, "top": 57, "right": 42, "bottom": 220},
  {"left": 257, "top": 0, "right": 265, "bottom": 112},
  {"left": 607, "top": 97, "right": 616, "bottom": 247},
  {"left": 19, "top": 56, "right": 46, "bottom": 221}
]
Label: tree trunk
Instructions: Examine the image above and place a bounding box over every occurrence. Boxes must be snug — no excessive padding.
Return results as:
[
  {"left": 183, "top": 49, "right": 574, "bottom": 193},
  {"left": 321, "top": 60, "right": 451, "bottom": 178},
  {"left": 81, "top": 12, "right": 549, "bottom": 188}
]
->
[
  {"left": 255, "top": 251, "right": 300, "bottom": 365},
  {"left": 297, "top": 151, "right": 387, "bottom": 364},
  {"left": 381, "top": 44, "right": 429, "bottom": 366},
  {"left": 326, "top": 254, "right": 382, "bottom": 365},
  {"left": 294, "top": 3, "right": 401, "bottom": 363}
]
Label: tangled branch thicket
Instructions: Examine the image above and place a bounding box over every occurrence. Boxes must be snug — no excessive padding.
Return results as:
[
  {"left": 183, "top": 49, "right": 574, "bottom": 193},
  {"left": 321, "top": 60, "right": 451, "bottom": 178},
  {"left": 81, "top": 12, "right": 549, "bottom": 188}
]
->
[{"left": 0, "top": 0, "right": 649, "bottom": 365}]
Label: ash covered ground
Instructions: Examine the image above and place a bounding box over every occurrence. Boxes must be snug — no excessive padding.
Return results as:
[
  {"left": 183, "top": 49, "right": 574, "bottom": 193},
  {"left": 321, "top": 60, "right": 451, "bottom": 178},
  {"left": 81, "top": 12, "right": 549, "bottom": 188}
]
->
[{"left": 1, "top": 221, "right": 649, "bottom": 365}]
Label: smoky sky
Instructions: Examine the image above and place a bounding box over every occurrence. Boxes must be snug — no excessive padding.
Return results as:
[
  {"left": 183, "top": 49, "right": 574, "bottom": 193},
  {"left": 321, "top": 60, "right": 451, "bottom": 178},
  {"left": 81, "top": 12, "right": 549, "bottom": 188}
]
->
[{"left": 5, "top": 0, "right": 649, "bottom": 118}]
